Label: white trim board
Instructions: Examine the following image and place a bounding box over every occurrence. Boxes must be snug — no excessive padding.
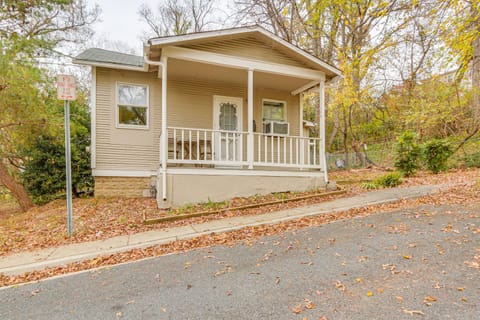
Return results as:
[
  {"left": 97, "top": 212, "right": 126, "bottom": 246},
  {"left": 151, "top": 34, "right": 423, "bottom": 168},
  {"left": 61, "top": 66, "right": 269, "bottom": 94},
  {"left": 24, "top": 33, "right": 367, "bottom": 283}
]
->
[
  {"left": 90, "top": 67, "right": 97, "bottom": 169},
  {"left": 73, "top": 59, "right": 148, "bottom": 72},
  {"left": 93, "top": 170, "right": 157, "bottom": 177},
  {"left": 92, "top": 168, "right": 324, "bottom": 178},
  {"left": 166, "top": 168, "right": 325, "bottom": 177}
]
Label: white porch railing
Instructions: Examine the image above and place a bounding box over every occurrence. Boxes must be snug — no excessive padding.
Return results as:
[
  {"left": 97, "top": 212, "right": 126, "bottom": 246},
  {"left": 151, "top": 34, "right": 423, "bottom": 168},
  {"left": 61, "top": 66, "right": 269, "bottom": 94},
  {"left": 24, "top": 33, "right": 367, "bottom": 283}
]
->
[
  {"left": 163, "top": 126, "right": 322, "bottom": 169},
  {"left": 253, "top": 133, "right": 321, "bottom": 169},
  {"left": 166, "top": 127, "right": 247, "bottom": 166}
]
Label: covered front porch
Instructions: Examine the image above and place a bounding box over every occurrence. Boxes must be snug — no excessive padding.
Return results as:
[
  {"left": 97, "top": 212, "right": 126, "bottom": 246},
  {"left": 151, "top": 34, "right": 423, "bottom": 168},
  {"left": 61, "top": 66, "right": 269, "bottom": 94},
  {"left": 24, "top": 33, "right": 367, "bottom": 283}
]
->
[
  {"left": 155, "top": 57, "right": 328, "bottom": 166},
  {"left": 144, "top": 27, "right": 339, "bottom": 207}
]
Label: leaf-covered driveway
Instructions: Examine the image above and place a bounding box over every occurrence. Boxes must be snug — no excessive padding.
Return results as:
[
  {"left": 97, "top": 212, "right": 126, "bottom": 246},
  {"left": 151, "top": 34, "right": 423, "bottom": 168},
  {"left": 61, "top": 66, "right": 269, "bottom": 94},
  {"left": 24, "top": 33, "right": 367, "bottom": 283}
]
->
[{"left": 1, "top": 202, "right": 478, "bottom": 319}]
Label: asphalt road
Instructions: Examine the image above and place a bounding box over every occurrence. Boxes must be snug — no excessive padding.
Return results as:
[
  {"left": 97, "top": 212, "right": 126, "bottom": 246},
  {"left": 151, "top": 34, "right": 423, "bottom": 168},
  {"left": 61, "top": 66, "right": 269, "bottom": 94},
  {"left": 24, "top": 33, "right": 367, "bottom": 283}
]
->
[{"left": 1, "top": 203, "right": 479, "bottom": 319}]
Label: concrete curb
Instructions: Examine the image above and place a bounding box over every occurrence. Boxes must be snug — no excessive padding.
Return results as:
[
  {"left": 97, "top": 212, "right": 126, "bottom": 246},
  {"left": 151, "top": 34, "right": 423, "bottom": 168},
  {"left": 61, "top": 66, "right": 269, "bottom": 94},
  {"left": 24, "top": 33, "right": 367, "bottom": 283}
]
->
[{"left": 0, "top": 184, "right": 443, "bottom": 276}]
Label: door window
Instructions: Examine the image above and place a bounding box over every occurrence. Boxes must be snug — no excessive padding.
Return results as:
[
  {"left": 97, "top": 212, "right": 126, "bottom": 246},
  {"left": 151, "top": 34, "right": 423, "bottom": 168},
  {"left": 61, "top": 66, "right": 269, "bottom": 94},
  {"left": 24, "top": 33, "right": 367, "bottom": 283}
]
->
[{"left": 219, "top": 102, "right": 238, "bottom": 131}]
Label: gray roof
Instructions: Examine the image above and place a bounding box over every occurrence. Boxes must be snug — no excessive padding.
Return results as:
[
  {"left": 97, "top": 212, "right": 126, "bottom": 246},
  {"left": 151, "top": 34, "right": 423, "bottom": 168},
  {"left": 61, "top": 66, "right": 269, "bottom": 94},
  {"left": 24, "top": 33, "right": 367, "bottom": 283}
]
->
[{"left": 74, "top": 48, "right": 144, "bottom": 67}]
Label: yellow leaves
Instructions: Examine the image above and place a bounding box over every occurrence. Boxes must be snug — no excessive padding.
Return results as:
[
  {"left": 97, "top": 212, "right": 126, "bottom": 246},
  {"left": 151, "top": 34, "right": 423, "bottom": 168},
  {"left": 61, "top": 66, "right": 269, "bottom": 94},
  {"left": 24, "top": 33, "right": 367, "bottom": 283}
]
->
[
  {"left": 367, "top": 291, "right": 374, "bottom": 297},
  {"left": 403, "top": 255, "right": 411, "bottom": 260}
]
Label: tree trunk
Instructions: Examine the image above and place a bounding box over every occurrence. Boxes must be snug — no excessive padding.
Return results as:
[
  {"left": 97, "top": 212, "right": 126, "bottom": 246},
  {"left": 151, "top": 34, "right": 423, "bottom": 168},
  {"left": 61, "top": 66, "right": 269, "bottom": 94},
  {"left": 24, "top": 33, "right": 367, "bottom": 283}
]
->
[
  {"left": 472, "top": 14, "right": 480, "bottom": 129},
  {"left": 0, "top": 160, "right": 33, "bottom": 212}
]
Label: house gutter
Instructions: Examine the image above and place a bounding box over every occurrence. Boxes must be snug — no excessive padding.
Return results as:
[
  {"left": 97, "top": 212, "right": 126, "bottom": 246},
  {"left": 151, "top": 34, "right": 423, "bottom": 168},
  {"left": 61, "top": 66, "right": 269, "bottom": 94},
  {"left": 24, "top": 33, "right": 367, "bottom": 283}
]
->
[{"left": 143, "top": 55, "right": 168, "bottom": 202}]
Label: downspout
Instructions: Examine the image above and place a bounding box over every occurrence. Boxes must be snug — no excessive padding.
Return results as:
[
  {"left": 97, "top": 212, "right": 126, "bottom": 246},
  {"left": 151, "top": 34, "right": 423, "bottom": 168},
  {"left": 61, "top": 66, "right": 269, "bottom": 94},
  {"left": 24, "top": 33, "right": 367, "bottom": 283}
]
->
[{"left": 143, "top": 54, "right": 168, "bottom": 201}]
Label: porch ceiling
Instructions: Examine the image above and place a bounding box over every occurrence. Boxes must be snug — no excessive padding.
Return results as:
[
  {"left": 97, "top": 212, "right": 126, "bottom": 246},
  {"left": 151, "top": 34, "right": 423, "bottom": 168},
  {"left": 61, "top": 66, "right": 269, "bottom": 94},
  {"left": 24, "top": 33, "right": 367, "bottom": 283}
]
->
[{"left": 167, "top": 58, "right": 312, "bottom": 92}]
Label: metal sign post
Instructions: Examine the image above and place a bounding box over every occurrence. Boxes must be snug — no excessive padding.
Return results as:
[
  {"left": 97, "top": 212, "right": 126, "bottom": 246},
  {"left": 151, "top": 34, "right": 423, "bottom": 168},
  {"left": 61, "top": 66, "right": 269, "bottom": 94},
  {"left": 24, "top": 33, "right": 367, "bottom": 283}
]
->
[{"left": 57, "top": 75, "right": 76, "bottom": 236}]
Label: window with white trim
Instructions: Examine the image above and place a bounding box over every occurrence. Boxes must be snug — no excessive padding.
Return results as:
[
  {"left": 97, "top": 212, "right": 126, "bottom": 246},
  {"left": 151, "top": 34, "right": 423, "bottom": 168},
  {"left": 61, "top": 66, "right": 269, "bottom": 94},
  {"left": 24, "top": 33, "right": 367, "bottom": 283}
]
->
[
  {"left": 262, "top": 99, "right": 289, "bottom": 135},
  {"left": 117, "top": 83, "right": 149, "bottom": 128}
]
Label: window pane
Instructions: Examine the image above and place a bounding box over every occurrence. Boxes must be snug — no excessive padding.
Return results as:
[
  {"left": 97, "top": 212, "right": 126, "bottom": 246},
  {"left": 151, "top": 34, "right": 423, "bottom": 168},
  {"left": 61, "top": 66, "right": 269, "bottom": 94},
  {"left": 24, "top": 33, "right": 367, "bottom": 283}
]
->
[
  {"left": 263, "top": 101, "right": 285, "bottom": 121},
  {"left": 119, "top": 106, "right": 147, "bottom": 126},
  {"left": 219, "top": 102, "right": 237, "bottom": 131},
  {"left": 118, "top": 85, "right": 147, "bottom": 106}
]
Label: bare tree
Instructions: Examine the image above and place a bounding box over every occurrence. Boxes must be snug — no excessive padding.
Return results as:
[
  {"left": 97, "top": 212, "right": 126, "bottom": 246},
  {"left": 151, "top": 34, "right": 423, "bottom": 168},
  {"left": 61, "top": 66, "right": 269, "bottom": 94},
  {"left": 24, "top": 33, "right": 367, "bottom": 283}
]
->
[{"left": 138, "top": 0, "right": 217, "bottom": 38}]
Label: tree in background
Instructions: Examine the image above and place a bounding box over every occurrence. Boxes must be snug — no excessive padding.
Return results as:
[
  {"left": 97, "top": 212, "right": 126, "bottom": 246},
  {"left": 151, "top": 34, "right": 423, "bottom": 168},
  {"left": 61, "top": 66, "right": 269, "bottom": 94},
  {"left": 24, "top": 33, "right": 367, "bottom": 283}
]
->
[
  {"left": 0, "top": 0, "right": 98, "bottom": 211},
  {"left": 441, "top": 0, "right": 480, "bottom": 132},
  {"left": 138, "top": 0, "right": 217, "bottom": 37}
]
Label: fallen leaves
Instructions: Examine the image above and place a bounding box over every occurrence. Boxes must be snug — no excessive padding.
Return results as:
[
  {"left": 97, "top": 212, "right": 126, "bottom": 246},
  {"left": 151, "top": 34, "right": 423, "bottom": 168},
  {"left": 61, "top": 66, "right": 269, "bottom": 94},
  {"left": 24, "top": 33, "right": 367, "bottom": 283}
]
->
[
  {"left": 290, "top": 298, "right": 315, "bottom": 315},
  {"left": 402, "top": 309, "right": 425, "bottom": 316},
  {"left": 423, "top": 295, "right": 437, "bottom": 306},
  {"left": 1, "top": 169, "right": 480, "bottom": 288},
  {"left": 290, "top": 303, "right": 303, "bottom": 314},
  {"left": 334, "top": 280, "right": 346, "bottom": 291},
  {"left": 304, "top": 298, "right": 315, "bottom": 309},
  {"left": 464, "top": 255, "right": 480, "bottom": 269}
]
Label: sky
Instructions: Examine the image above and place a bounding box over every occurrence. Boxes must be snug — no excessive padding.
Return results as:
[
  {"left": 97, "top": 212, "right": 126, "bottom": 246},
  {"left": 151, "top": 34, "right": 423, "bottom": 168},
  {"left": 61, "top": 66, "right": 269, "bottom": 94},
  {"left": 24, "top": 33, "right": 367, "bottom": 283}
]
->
[
  {"left": 91, "top": 0, "right": 234, "bottom": 55},
  {"left": 91, "top": 0, "right": 158, "bottom": 53}
]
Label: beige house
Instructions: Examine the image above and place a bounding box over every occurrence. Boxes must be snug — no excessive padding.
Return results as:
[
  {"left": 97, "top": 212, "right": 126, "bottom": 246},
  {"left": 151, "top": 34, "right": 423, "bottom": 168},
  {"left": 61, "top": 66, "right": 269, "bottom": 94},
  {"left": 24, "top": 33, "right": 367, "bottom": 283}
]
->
[{"left": 74, "top": 26, "right": 342, "bottom": 208}]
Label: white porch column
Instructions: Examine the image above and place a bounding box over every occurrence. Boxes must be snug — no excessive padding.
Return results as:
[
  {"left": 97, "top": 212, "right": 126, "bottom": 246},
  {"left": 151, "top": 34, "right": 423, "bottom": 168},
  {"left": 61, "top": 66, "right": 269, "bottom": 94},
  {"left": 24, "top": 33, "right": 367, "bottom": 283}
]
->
[
  {"left": 161, "top": 56, "right": 168, "bottom": 200},
  {"left": 299, "top": 93, "right": 305, "bottom": 167},
  {"left": 318, "top": 80, "right": 328, "bottom": 182},
  {"left": 247, "top": 68, "right": 254, "bottom": 169}
]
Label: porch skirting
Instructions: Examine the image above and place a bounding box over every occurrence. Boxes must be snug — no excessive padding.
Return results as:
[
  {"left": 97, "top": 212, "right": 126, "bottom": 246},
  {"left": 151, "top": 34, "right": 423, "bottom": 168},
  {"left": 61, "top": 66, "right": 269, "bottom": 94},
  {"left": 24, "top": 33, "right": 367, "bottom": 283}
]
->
[{"left": 157, "top": 169, "right": 326, "bottom": 208}]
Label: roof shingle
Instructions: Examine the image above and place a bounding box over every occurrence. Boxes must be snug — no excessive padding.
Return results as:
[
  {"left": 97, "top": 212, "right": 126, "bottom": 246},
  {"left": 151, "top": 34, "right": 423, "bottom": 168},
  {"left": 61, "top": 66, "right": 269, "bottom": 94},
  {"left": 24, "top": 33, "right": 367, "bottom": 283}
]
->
[{"left": 75, "top": 48, "right": 144, "bottom": 67}]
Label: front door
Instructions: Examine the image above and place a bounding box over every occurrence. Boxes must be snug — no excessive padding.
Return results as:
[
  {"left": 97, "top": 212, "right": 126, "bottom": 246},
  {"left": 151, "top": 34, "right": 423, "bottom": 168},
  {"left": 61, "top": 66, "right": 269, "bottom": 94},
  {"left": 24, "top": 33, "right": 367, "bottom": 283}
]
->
[{"left": 213, "top": 95, "right": 243, "bottom": 163}]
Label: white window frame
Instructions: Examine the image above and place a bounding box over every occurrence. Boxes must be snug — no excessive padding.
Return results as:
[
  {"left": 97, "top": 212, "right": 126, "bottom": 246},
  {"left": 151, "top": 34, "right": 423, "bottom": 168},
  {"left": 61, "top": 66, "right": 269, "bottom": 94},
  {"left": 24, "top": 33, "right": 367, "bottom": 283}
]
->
[
  {"left": 262, "top": 98, "right": 287, "bottom": 122},
  {"left": 116, "top": 81, "right": 150, "bottom": 130},
  {"left": 262, "top": 98, "right": 289, "bottom": 136}
]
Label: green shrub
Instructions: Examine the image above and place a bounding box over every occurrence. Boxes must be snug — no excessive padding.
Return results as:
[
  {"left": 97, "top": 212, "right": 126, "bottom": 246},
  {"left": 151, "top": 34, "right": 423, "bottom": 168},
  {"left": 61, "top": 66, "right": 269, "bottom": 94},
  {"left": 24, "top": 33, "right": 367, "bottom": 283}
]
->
[
  {"left": 463, "top": 151, "right": 480, "bottom": 168},
  {"left": 422, "top": 139, "right": 453, "bottom": 174},
  {"left": 21, "top": 101, "right": 93, "bottom": 204},
  {"left": 394, "top": 131, "right": 421, "bottom": 176},
  {"left": 361, "top": 172, "right": 403, "bottom": 190},
  {"left": 374, "top": 172, "right": 403, "bottom": 188},
  {"left": 21, "top": 134, "right": 93, "bottom": 204}
]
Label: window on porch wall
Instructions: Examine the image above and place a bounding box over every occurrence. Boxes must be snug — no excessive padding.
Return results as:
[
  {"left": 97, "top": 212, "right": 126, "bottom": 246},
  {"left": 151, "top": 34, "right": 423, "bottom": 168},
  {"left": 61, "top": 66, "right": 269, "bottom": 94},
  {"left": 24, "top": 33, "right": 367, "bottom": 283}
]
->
[{"left": 262, "top": 99, "right": 289, "bottom": 135}]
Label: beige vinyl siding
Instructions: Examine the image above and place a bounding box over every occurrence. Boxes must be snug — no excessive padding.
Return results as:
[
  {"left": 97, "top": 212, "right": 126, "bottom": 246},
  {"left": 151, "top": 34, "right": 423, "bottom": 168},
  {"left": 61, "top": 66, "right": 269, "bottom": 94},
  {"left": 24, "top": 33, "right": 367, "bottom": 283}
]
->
[
  {"left": 181, "top": 37, "right": 308, "bottom": 68},
  {"left": 95, "top": 69, "right": 301, "bottom": 172},
  {"left": 95, "top": 68, "right": 161, "bottom": 171},
  {"left": 168, "top": 79, "right": 300, "bottom": 135},
  {"left": 167, "top": 79, "right": 247, "bottom": 129}
]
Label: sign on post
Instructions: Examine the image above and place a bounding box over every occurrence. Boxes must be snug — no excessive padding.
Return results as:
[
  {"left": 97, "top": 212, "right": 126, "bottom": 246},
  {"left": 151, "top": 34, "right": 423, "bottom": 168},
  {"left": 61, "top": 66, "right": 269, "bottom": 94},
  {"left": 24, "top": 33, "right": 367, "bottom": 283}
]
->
[
  {"left": 57, "top": 75, "right": 76, "bottom": 236},
  {"left": 57, "top": 75, "right": 77, "bottom": 100}
]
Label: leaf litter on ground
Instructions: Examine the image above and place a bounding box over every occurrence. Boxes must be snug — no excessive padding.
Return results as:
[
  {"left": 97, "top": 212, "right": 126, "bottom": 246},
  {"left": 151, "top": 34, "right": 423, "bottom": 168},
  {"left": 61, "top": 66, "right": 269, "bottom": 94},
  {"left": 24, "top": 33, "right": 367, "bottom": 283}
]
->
[{"left": 1, "top": 168, "right": 480, "bottom": 287}]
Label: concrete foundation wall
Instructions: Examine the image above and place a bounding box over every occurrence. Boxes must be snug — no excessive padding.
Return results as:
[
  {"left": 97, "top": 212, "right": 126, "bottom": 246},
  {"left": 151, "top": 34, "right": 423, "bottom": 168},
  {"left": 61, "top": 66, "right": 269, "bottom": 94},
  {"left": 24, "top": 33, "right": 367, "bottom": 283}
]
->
[
  {"left": 95, "top": 176, "right": 156, "bottom": 198},
  {"left": 157, "top": 173, "right": 326, "bottom": 208}
]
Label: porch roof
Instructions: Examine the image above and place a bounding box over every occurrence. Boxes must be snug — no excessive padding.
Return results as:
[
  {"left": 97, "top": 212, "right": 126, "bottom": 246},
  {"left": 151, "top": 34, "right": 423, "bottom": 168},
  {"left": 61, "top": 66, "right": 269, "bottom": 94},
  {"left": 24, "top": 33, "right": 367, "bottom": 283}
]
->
[{"left": 146, "top": 25, "right": 342, "bottom": 79}]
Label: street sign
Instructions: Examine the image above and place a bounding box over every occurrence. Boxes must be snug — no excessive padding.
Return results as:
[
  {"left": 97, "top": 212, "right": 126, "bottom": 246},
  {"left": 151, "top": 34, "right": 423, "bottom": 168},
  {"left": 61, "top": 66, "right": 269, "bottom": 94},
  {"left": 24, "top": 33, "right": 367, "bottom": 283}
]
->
[
  {"left": 57, "top": 74, "right": 76, "bottom": 236},
  {"left": 57, "top": 74, "right": 77, "bottom": 100}
]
